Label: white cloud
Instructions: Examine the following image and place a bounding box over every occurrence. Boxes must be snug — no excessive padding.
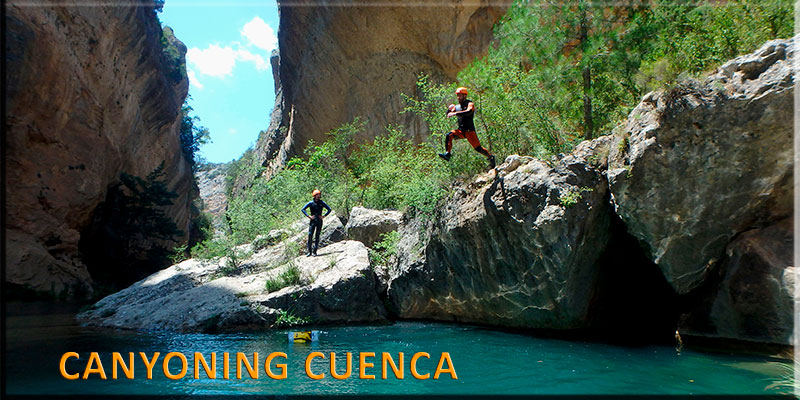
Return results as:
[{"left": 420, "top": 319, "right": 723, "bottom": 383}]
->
[
  {"left": 188, "top": 69, "right": 203, "bottom": 89},
  {"left": 235, "top": 49, "right": 270, "bottom": 71},
  {"left": 185, "top": 17, "right": 276, "bottom": 80},
  {"left": 187, "top": 44, "right": 270, "bottom": 78},
  {"left": 241, "top": 16, "right": 278, "bottom": 51},
  {"left": 186, "top": 45, "right": 237, "bottom": 77}
]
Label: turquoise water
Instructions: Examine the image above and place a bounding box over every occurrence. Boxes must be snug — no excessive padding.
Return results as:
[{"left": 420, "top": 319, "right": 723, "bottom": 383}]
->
[{"left": 5, "top": 303, "right": 793, "bottom": 395}]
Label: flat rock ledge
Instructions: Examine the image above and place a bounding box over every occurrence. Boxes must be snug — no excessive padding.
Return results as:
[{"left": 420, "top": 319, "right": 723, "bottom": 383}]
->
[{"left": 78, "top": 240, "right": 387, "bottom": 332}]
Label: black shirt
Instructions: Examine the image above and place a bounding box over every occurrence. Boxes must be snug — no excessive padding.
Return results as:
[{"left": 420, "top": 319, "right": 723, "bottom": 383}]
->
[
  {"left": 301, "top": 199, "right": 332, "bottom": 218},
  {"left": 457, "top": 98, "right": 476, "bottom": 132}
]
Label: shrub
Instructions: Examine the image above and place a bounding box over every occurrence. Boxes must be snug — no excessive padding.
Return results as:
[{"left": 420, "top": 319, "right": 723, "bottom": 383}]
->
[
  {"left": 274, "top": 309, "right": 311, "bottom": 327},
  {"left": 265, "top": 263, "right": 305, "bottom": 293},
  {"left": 369, "top": 231, "right": 401, "bottom": 269}
]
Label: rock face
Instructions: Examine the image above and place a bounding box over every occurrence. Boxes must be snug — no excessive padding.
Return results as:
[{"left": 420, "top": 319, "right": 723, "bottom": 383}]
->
[
  {"left": 195, "top": 163, "right": 230, "bottom": 233},
  {"left": 679, "top": 218, "right": 794, "bottom": 344},
  {"left": 5, "top": 3, "right": 194, "bottom": 298},
  {"left": 80, "top": 36, "right": 795, "bottom": 347},
  {"left": 79, "top": 240, "right": 387, "bottom": 331},
  {"left": 253, "top": 0, "right": 509, "bottom": 178},
  {"left": 607, "top": 38, "right": 794, "bottom": 295},
  {"left": 388, "top": 144, "right": 613, "bottom": 329},
  {"left": 345, "top": 207, "right": 404, "bottom": 248},
  {"left": 386, "top": 38, "right": 795, "bottom": 345}
]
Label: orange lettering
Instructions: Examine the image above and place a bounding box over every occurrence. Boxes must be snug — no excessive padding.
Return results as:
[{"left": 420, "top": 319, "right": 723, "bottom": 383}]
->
[
  {"left": 330, "top": 352, "right": 352, "bottom": 379},
  {"left": 305, "top": 352, "right": 325, "bottom": 380},
  {"left": 59, "top": 352, "right": 80, "bottom": 380},
  {"left": 265, "top": 352, "right": 287, "bottom": 380},
  {"left": 410, "top": 352, "right": 430, "bottom": 380}
]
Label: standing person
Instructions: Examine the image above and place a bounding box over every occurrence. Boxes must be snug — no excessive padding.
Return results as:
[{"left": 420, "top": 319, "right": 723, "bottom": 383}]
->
[
  {"left": 438, "top": 87, "right": 496, "bottom": 169},
  {"left": 301, "top": 189, "right": 331, "bottom": 256}
]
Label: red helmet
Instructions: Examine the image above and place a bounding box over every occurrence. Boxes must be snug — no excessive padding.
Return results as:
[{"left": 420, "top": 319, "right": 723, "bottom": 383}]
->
[
  {"left": 455, "top": 87, "right": 468, "bottom": 95},
  {"left": 312, "top": 189, "right": 321, "bottom": 196}
]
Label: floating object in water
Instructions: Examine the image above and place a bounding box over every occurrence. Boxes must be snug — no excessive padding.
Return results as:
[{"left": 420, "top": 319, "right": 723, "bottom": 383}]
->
[{"left": 289, "top": 330, "right": 319, "bottom": 343}]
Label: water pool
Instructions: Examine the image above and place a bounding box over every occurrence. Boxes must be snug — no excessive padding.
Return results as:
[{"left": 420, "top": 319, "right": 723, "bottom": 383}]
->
[{"left": 4, "top": 303, "right": 792, "bottom": 396}]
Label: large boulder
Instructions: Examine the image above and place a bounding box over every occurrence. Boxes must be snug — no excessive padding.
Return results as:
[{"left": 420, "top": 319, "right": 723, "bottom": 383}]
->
[
  {"left": 678, "top": 218, "right": 794, "bottom": 345},
  {"left": 78, "top": 240, "right": 386, "bottom": 331},
  {"left": 345, "top": 206, "right": 404, "bottom": 248},
  {"left": 387, "top": 142, "right": 613, "bottom": 329},
  {"left": 607, "top": 38, "right": 794, "bottom": 295},
  {"left": 249, "top": 241, "right": 388, "bottom": 325}
]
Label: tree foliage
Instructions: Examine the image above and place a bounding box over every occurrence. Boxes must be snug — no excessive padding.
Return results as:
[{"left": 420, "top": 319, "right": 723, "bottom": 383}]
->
[
  {"left": 205, "top": 0, "right": 792, "bottom": 255},
  {"left": 180, "top": 102, "right": 211, "bottom": 172},
  {"left": 81, "top": 163, "right": 183, "bottom": 289},
  {"left": 160, "top": 26, "right": 187, "bottom": 83},
  {"left": 453, "top": 0, "right": 792, "bottom": 152}
]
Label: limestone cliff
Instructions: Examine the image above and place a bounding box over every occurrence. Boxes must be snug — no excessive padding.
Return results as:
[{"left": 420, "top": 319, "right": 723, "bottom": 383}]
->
[
  {"left": 5, "top": 2, "right": 195, "bottom": 298},
  {"left": 251, "top": 0, "right": 508, "bottom": 180},
  {"left": 388, "top": 38, "right": 795, "bottom": 346},
  {"left": 195, "top": 163, "right": 230, "bottom": 234}
]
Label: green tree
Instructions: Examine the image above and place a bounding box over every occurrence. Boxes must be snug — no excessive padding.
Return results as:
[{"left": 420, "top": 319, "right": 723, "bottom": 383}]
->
[
  {"left": 180, "top": 101, "right": 211, "bottom": 172},
  {"left": 80, "top": 163, "right": 183, "bottom": 289}
]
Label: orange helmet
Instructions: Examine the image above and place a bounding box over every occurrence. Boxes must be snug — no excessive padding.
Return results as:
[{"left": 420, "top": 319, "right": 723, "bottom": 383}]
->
[
  {"left": 312, "top": 189, "right": 321, "bottom": 196},
  {"left": 455, "top": 87, "right": 468, "bottom": 95}
]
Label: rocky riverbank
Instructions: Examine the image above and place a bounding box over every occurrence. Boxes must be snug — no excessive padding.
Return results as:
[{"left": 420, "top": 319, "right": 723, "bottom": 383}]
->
[{"left": 80, "top": 38, "right": 794, "bottom": 347}]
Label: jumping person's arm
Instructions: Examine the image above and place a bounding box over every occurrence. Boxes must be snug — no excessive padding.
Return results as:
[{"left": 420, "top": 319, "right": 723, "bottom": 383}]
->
[{"left": 447, "top": 102, "right": 475, "bottom": 117}]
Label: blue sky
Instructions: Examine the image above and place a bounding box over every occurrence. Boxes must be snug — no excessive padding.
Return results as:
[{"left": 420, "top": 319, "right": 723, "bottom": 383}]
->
[{"left": 159, "top": 1, "right": 280, "bottom": 164}]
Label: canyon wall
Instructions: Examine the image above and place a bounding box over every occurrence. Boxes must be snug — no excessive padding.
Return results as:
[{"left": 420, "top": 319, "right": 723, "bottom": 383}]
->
[
  {"left": 250, "top": 0, "right": 509, "bottom": 182},
  {"left": 5, "top": 2, "right": 195, "bottom": 298}
]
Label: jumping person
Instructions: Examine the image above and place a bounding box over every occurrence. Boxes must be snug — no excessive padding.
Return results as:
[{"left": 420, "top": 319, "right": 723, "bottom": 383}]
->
[
  {"left": 301, "top": 189, "right": 331, "bottom": 256},
  {"left": 438, "top": 87, "right": 496, "bottom": 169}
]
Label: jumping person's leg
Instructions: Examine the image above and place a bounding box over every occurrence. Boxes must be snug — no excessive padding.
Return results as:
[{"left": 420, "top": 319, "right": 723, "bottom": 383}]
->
[
  {"left": 445, "top": 131, "right": 454, "bottom": 152},
  {"left": 464, "top": 131, "right": 496, "bottom": 168},
  {"left": 439, "top": 130, "right": 465, "bottom": 161}
]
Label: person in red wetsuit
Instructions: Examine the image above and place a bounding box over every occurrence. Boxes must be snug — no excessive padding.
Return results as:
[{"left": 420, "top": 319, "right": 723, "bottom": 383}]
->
[{"left": 438, "top": 87, "right": 496, "bottom": 169}]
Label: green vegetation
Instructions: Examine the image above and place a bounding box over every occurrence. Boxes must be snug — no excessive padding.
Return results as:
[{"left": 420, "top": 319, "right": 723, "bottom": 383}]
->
[
  {"left": 190, "top": 0, "right": 791, "bottom": 257},
  {"left": 215, "top": 118, "right": 449, "bottom": 250},
  {"left": 169, "top": 244, "right": 188, "bottom": 264},
  {"left": 368, "top": 231, "right": 401, "bottom": 269},
  {"left": 274, "top": 309, "right": 311, "bottom": 327},
  {"left": 265, "top": 264, "right": 305, "bottom": 293},
  {"left": 159, "top": 26, "right": 186, "bottom": 83},
  {"left": 224, "top": 145, "right": 257, "bottom": 197},
  {"left": 559, "top": 187, "right": 594, "bottom": 208},
  {"left": 180, "top": 101, "right": 212, "bottom": 172},
  {"left": 453, "top": 0, "right": 792, "bottom": 152}
]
